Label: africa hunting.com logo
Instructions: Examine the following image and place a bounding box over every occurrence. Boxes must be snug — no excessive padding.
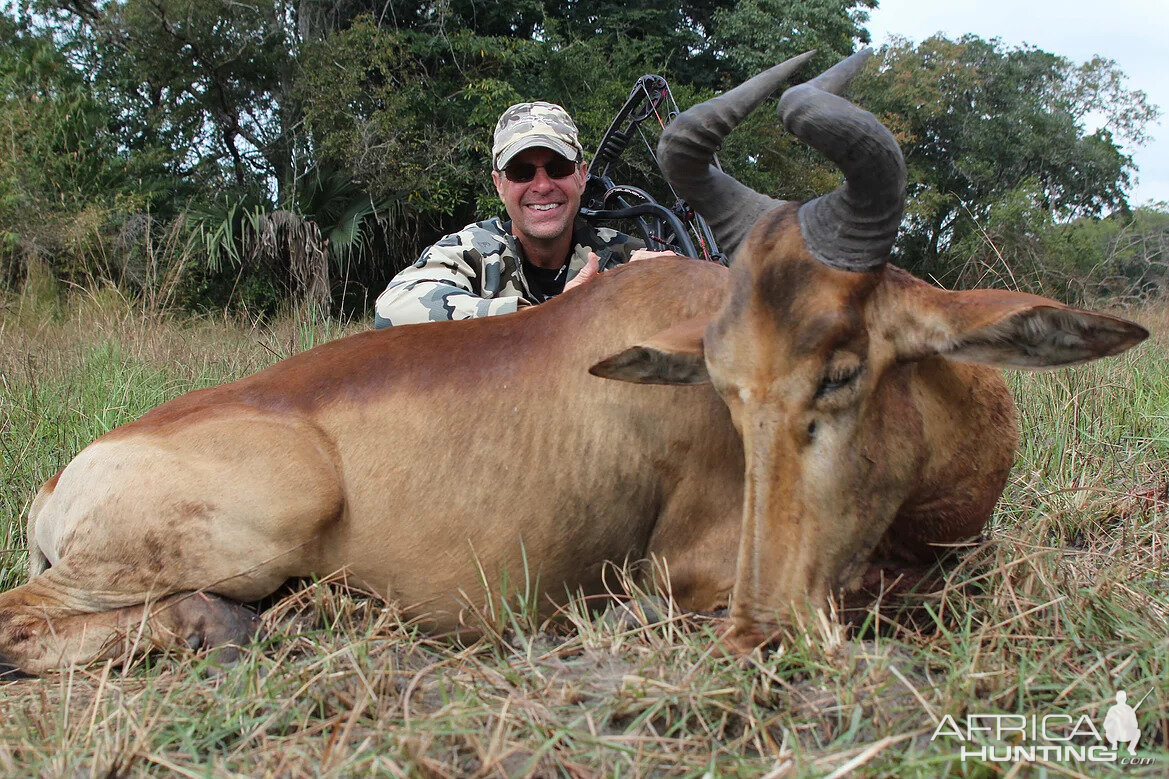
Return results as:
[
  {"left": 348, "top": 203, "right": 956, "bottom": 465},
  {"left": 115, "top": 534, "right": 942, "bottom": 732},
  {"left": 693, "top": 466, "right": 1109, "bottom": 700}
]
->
[{"left": 930, "top": 689, "right": 1157, "bottom": 766}]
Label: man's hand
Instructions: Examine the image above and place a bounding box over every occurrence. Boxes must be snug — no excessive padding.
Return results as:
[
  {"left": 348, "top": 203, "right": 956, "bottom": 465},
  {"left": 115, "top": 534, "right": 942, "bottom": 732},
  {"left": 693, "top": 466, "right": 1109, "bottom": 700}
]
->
[
  {"left": 564, "top": 251, "right": 600, "bottom": 293},
  {"left": 629, "top": 248, "right": 681, "bottom": 262}
]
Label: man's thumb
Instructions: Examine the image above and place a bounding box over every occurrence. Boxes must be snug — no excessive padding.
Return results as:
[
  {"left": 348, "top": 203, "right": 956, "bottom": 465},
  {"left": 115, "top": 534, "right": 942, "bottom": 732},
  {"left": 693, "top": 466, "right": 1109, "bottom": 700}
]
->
[
  {"left": 566, "top": 251, "right": 600, "bottom": 290},
  {"left": 580, "top": 251, "right": 600, "bottom": 278}
]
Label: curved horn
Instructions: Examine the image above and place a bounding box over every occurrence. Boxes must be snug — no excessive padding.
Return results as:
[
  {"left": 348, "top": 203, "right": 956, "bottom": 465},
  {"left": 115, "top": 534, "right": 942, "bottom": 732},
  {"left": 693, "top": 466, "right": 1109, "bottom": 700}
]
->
[
  {"left": 657, "top": 51, "right": 815, "bottom": 258},
  {"left": 777, "top": 49, "right": 906, "bottom": 272}
]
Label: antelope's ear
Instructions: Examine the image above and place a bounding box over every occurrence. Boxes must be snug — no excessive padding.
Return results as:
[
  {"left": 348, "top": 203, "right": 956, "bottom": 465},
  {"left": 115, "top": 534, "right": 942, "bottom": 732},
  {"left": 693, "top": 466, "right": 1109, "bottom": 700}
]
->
[
  {"left": 894, "top": 287, "right": 1148, "bottom": 369},
  {"left": 590, "top": 316, "right": 710, "bottom": 384}
]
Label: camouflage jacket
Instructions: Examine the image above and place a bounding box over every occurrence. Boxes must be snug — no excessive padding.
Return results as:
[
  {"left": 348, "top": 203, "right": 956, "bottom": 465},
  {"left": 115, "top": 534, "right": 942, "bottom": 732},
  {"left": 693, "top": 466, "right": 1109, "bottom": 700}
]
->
[{"left": 374, "top": 217, "right": 641, "bottom": 328}]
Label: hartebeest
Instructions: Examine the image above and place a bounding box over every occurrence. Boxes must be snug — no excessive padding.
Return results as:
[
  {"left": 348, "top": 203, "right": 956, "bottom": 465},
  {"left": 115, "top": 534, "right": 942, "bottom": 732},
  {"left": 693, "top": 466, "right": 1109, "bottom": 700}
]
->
[{"left": 1, "top": 51, "right": 1145, "bottom": 675}]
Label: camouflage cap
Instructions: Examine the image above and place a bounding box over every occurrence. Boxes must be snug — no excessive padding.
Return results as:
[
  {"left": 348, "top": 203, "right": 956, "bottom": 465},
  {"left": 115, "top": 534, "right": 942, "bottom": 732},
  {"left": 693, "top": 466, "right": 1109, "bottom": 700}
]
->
[{"left": 492, "top": 101, "right": 584, "bottom": 170}]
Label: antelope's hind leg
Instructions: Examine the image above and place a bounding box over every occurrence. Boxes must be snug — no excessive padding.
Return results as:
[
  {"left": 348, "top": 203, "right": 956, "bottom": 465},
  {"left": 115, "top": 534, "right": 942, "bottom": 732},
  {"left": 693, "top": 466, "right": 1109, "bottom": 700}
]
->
[
  {"left": 3, "top": 415, "right": 346, "bottom": 676},
  {"left": 0, "top": 576, "right": 260, "bottom": 677}
]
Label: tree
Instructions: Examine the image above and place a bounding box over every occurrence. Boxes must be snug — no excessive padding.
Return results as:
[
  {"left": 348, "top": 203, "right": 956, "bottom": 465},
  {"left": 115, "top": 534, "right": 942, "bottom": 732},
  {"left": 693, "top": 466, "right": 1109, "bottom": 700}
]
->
[
  {"left": 44, "top": 0, "right": 297, "bottom": 204},
  {"left": 854, "top": 35, "right": 1158, "bottom": 277},
  {"left": 713, "top": 0, "right": 874, "bottom": 81},
  {"left": 0, "top": 12, "right": 161, "bottom": 286}
]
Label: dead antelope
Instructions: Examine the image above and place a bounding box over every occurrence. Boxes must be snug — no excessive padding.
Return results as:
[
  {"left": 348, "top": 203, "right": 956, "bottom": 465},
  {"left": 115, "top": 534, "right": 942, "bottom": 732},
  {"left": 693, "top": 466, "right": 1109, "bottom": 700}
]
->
[{"left": 1, "top": 50, "right": 1145, "bottom": 675}]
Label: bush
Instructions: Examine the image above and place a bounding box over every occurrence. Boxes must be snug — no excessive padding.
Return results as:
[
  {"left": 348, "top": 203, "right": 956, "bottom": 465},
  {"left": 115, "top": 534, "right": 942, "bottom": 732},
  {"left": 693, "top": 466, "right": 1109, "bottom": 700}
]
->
[{"left": 942, "top": 184, "right": 1168, "bottom": 303}]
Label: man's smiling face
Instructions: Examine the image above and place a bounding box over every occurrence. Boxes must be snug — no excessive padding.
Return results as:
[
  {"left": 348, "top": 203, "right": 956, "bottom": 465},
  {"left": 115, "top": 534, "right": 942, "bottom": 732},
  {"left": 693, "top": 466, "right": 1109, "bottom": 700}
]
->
[{"left": 492, "top": 147, "right": 587, "bottom": 253}]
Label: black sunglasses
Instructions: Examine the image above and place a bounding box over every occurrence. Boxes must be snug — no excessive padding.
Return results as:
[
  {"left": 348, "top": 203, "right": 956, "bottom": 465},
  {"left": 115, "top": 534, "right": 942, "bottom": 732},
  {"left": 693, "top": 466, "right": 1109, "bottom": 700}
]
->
[{"left": 500, "top": 156, "right": 579, "bottom": 183}]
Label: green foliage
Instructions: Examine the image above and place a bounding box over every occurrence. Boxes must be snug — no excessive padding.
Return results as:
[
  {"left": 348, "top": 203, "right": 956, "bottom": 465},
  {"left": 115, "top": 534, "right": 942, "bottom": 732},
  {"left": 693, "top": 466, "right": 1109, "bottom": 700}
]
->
[
  {"left": 944, "top": 184, "right": 1169, "bottom": 303},
  {"left": 0, "top": 13, "right": 154, "bottom": 286},
  {"left": 712, "top": 0, "right": 874, "bottom": 80},
  {"left": 299, "top": 21, "right": 524, "bottom": 218},
  {"left": 855, "top": 35, "right": 1158, "bottom": 278},
  {"left": 70, "top": 0, "right": 296, "bottom": 200},
  {"left": 1044, "top": 205, "right": 1169, "bottom": 300},
  {"left": 1, "top": 4, "right": 1163, "bottom": 313}
]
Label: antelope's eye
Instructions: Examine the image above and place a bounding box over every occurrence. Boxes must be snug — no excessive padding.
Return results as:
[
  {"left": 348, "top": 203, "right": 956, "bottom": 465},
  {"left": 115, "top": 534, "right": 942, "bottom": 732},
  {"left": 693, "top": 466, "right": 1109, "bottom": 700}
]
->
[{"left": 815, "top": 364, "right": 861, "bottom": 398}]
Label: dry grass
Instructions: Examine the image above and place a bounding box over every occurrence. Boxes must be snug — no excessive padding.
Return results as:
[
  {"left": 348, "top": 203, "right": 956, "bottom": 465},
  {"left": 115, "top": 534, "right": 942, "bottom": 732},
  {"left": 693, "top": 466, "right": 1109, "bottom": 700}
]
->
[{"left": 0, "top": 290, "right": 1166, "bottom": 776}]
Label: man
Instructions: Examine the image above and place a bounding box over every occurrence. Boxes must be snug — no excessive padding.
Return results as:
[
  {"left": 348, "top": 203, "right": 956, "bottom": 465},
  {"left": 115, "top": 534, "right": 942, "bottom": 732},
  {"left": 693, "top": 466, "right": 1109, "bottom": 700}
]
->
[{"left": 373, "top": 101, "right": 645, "bottom": 327}]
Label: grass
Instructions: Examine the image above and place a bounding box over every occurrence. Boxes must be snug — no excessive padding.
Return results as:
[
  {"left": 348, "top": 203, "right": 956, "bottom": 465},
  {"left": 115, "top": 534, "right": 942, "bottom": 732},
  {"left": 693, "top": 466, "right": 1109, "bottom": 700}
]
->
[{"left": 0, "top": 289, "right": 1166, "bottom": 776}]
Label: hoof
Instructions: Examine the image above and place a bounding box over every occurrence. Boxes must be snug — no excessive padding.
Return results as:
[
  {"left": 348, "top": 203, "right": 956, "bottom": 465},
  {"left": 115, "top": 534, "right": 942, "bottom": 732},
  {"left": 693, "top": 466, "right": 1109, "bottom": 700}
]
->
[
  {"left": 711, "top": 621, "right": 770, "bottom": 657},
  {"left": 170, "top": 593, "right": 263, "bottom": 662},
  {"left": 598, "top": 596, "right": 671, "bottom": 630},
  {"left": 201, "top": 644, "right": 248, "bottom": 677}
]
